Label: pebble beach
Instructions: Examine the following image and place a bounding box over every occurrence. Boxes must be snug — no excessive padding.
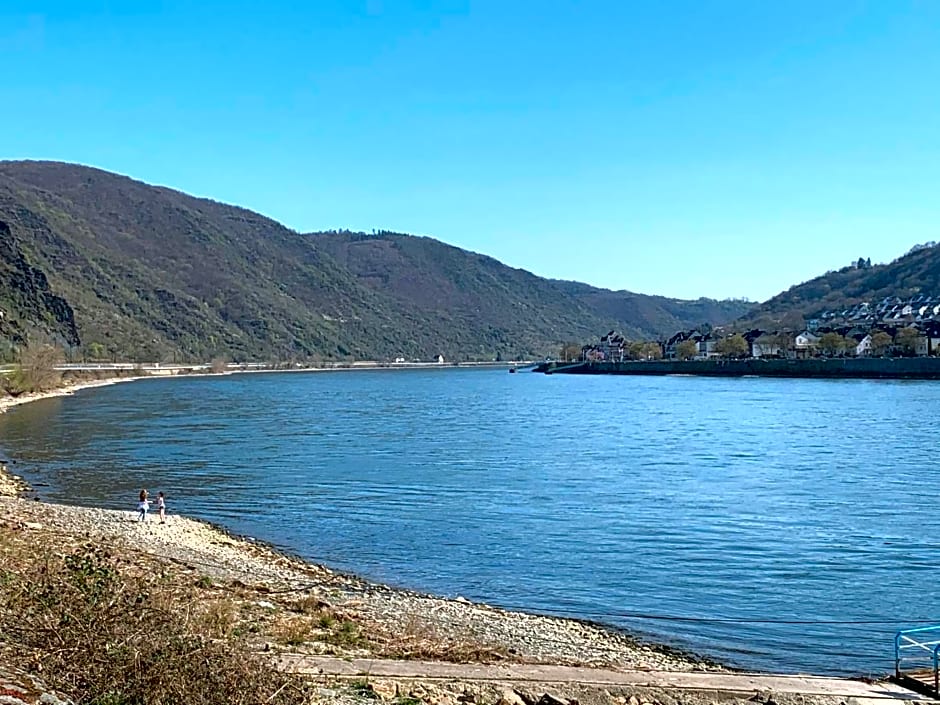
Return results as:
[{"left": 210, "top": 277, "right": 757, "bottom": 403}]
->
[{"left": 0, "top": 474, "right": 710, "bottom": 674}]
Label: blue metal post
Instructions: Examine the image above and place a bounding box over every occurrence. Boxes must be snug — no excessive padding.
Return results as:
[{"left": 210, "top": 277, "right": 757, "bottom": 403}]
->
[
  {"left": 896, "top": 631, "right": 903, "bottom": 678},
  {"left": 933, "top": 643, "right": 940, "bottom": 696}
]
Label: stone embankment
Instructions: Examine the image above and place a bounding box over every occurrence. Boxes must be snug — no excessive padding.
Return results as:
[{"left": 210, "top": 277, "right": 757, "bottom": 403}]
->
[{"left": 537, "top": 358, "right": 940, "bottom": 379}]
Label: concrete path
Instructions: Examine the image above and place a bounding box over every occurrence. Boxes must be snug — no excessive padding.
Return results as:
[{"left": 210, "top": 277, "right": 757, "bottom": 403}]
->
[{"left": 281, "top": 655, "right": 929, "bottom": 702}]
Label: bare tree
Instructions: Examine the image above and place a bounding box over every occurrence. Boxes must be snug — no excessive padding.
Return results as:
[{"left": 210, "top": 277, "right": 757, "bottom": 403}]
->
[
  {"left": 3, "top": 343, "right": 64, "bottom": 396},
  {"left": 559, "top": 342, "right": 582, "bottom": 362},
  {"left": 895, "top": 327, "right": 920, "bottom": 356}
]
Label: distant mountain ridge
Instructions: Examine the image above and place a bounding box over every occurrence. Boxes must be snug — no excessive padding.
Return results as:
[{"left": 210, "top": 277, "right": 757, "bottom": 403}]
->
[
  {"left": 0, "top": 161, "right": 750, "bottom": 361},
  {"left": 310, "top": 231, "right": 752, "bottom": 354}
]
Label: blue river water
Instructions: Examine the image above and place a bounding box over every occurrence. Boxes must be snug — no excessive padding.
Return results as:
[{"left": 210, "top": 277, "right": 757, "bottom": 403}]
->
[{"left": 0, "top": 368, "right": 937, "bottom": 676}]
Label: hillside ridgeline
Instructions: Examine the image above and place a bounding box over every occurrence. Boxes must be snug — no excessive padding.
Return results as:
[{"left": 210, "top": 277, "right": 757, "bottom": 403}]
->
[
  {"left": 0, "top": 161, "right": 750, "bottom": 362},
  {"left": 744, "top": 245, "right": 940, "bottom": 327}
]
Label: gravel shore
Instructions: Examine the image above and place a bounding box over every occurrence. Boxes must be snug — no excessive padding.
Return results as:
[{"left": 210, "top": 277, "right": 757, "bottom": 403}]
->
[
  {"left": 0, "top": 491, "right": 894, "bottom": 705},
  {"left": 0, "top": 492, "right": 713, "bottom": 672}
]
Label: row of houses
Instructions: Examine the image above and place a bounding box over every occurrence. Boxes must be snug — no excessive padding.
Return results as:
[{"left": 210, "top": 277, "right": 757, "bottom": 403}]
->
[
  {"left": 583, "top": 322, "right": 940, "bottom": 362},
  {"left": 740, "top": 322, "right": 940, "bottom": 359},
  {"left": 815, "top": 294, "right": 940, "bottom": 326}
]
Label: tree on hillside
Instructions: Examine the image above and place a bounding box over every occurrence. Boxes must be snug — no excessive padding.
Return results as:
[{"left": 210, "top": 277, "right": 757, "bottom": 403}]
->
[
  {"left": 676, "top": 340, "right": 698, "bottom": 361},
  {"left": 714, "top": 334, "right": 749, "bottom": 359},
  {"left": 870, "top": 331, "right": 892, "bottom": 357},
  {"left": 818, "top": 332, "right": 849, "bottom": 357},
  {"left": 84, "top": 341, "right": 106, "bottom": 361},
  {"left": 895, "top": 327, "right": 920, "bottom": 357}
]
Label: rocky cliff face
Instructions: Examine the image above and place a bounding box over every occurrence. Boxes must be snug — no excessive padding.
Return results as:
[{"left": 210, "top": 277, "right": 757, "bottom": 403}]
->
[{"left": 0, "top": 220, "right": 80, "bottom": 352}]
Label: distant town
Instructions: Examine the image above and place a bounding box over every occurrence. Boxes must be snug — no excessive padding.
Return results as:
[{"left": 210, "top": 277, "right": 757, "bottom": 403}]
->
[{"left": 578, "top": 295, "right": 940, "bottom": 362}]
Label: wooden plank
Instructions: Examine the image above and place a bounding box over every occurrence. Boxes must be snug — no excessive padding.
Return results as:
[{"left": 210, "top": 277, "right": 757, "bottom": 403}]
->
[{"left": 893, "top": 672, "right": 938, "bottom": 697}]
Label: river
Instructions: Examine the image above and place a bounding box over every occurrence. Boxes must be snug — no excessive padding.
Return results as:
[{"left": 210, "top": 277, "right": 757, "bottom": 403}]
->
[{"left": 0, "top": 368, "right": 936, "bottom": 676}]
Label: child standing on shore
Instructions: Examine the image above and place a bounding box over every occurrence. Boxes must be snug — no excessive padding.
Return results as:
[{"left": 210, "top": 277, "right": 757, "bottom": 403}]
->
[
  {"left": 137, "top": 489, "right": 150, "bottom": 522},
  {"left": 156, "top": 491, "right": 166, "bottom": 524}
]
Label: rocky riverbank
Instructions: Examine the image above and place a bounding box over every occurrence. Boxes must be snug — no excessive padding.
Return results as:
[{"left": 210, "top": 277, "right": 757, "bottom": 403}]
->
[
  {"left": 3, "top": 489, "right": 908, "bottom": 705},
  {"left": 0, "top": 491, "right": 712, "bottom": 673}
]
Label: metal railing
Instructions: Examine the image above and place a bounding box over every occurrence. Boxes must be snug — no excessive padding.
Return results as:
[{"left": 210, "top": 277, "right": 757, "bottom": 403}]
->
[
  {"left": 895, "top": 625, "right": 940, "bottom": 694},
  {"left": 934, "top": 643, "right": 940, "bottom": 696}
]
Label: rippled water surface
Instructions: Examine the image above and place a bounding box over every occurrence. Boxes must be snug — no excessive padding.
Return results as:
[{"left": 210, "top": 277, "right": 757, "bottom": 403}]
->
[{"left": 1, "top": 369, "right": 937, "bottom": 675}]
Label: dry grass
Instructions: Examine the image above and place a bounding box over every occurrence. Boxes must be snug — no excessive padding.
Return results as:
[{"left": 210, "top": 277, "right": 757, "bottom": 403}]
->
[
  {"left": 270, "top": 615, "right": 315, "bottom": 646},
  {"left": 290, "top": 593, "right": 333, "bottom": 616},
  {"left": 0, "top": 507, "right": 520, "bottom": 705},
  {"left": 374, "top": 614, "right": 509, "bottom": 664},
  {"left": 0, "top": 531, "right": 311, "bottom": 705},
  {"left": 271, "top": 599, "right": 370, "bottom": 651}
]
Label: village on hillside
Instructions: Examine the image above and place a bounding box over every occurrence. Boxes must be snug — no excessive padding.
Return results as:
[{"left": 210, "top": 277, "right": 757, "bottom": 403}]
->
[{"left": 579, "top": 295, "right": 940, "bottom": 362}]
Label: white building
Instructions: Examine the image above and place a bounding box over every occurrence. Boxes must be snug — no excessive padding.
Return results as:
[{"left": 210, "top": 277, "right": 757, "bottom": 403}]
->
[
  {"left": 794, "top": 331, "right": 821, "bottom": 350},
  {"left": 853, "top": 334, "right": 872, "bottom": 357}
]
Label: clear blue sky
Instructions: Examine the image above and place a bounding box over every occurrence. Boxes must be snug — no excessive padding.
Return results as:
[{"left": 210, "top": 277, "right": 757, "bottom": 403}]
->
[{"left": 3, "top": 1, "right": 938, "bottom": 301}]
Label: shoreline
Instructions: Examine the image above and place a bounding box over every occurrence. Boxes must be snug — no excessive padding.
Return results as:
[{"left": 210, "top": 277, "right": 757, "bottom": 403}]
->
[
  {"left": 0, "top": 477, "right": 719, "bottom": 674},
  {"left": 4, "top": 495, "right": 909, "bottom": 705},
  {"left": 0, "top": 375, "right": 720, "bottom": 674},
  {"left": 0, "top": 374, "right": 147, "bottom": 417}
]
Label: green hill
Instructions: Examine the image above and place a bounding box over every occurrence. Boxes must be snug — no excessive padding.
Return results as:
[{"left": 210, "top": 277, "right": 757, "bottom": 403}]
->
[
  {"left": 745, "top": 245, "right": 940, "bottom": 327},
  {"left": 551, "top": 279, "right": 752, "bottom": 340},
  {"left": 0, "top": 161, "right": 751, "bottom": 361},
  {"left": 312, "top": 231, "right": 752, "bottom": 355}
]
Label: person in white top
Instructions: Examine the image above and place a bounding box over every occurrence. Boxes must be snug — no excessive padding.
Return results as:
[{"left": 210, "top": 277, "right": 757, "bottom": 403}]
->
[{"left": 137, "top": 489, "right": 150, "bottom": 522}]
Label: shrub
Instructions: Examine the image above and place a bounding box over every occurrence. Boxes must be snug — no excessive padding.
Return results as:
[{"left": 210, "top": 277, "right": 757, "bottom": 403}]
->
[
  {"left": 1, "top": 343, "right": 63, "bottom": 396},
  {"left": 0, "top": 542, "right": 310, "bottom": 705}
]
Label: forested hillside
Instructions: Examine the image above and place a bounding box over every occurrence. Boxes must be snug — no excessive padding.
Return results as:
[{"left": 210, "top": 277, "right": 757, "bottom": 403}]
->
[
  {"left": 312, "top": 231, "right": 752, "bottom": 356},
  {"left": 0, "top": 161, "right": 751, "bottom": 361},
  {"left": 745, "top": 245, "right": 940, "bottom": 326}
]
